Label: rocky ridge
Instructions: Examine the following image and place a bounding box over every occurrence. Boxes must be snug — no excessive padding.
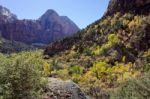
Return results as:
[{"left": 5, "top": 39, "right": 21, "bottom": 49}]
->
[{"left": 0, "top": 5, "right": 79, "bottom": 45}]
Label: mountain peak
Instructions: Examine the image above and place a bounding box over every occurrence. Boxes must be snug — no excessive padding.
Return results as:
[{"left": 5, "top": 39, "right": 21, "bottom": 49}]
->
[
  {"left": 42, "top": 9, "right": 59, "bottom": 18},
  {"left": 46, "top": 9, "right": 58, "bottom": 15},
  {"left": 39, "top": 9, "right": 59, "bottom": 23},
  {"left": 0, "top": 5, "right": 17, "bottom": 21},
  {"left": 0, "top": 6, "right": 79, "bottom": 45}
]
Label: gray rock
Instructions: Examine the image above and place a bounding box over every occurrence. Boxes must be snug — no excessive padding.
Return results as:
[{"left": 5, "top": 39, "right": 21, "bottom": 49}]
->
[{"left": 44, "top": 78, "right": 88, "bottom": 99}]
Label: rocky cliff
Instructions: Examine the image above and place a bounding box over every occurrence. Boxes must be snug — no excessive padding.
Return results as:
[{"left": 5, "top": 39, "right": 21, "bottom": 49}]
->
[
  {"left": 0, "top": 6, "right": 79, "bottom": 45},
  {"left": 105, "top": 0, "right": 150, "bottom": 16}
]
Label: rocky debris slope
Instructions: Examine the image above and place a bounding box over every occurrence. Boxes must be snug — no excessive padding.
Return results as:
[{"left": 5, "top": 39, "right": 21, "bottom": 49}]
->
[
  {"left": 0, "top": 5, "right": 79, "bottom": 45},
  {"left": 43, "top": 78, "right": 88, "bottom": 99}
]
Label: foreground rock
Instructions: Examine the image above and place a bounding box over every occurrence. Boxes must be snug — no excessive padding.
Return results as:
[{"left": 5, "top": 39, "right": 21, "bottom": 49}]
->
[{"left": 44, "top": 78, "right": 88, "bottom": 99}]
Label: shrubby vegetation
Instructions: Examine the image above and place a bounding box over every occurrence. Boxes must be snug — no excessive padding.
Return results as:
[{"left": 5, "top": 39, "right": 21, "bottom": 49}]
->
[
  {"left": 0, "top": 12, "right": 149, "bottom": 99},
  {"left": 94, "top": 33, "right": 120, "bottom": 55},
  {"left": 0, "top": 51, "right": 47, "bottom": 99},
  {"left": 43, "top": 13, "right": 150, "bottom": 98},
  {"left": 110, "top": 72, "right": 150, "bottom": 99}
]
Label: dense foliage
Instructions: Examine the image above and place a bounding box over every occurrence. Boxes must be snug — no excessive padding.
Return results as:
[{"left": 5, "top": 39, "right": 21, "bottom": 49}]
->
[
  {"left": 43, "top": 13, "right": 150, "bottom": 98},
  {"left": 111, "top": 71, "right": 150, "bottom": 99},
  {"left": 0, "top": 51, "right": 47, "bottom": 99}
]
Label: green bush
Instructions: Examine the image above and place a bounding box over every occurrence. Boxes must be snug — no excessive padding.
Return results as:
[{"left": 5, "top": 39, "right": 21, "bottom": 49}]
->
[
  {"left": 0, "top": 51, "right": 46, "bottom": 99},
  {"left": 94, "top": 33, "right": 120, "bottom": 55},
  {"left": 91, "top": 61, "right": 108, "bottom": 79},
  {"left": 68, "top": 65, "right": 84, "bottom": 75},
  {"left": 110, "top": 72, "right": 150, "bottom": 99}
]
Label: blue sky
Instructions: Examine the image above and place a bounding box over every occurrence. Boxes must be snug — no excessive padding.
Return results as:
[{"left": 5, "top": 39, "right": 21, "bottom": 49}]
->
[{"left": 0, "top": 0, "right": 109, "bottom": 28}]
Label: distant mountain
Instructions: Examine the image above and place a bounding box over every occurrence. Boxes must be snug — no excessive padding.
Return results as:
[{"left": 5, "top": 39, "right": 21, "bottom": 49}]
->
[
  {"left": 39, "top": 9, "right": 79, "bottom": 43},
  {"left": 0, "top": 5, "right": 79, "bottom": 46}
]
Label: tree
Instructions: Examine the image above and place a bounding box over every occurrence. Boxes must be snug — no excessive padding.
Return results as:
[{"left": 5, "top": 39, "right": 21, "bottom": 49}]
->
[{"left": 0, "top": 51, "right": 46, "bottom": 99}]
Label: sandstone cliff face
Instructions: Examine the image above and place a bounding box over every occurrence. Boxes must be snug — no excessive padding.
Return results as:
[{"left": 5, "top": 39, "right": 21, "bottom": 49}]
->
[
  {"left": 105, "top": 0, "right": 150, "bottom": 16},
  {"left": 0, "top": 6, "right": 79, "bottom": 45}
]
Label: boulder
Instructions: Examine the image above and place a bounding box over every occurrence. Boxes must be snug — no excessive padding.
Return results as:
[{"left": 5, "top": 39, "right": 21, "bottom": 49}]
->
[{"left": 43, "top": 78, "right": 88, "bottom": 99}]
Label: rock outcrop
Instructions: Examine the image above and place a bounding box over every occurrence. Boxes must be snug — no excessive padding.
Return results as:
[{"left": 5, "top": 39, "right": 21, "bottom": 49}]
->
[
  {"left": 105, "top": 0, "right": 150, "bottom": 16},
  {"left": 43, "top": 78, "right": 88, "bottom": 99},
  {"left": 0, "top": 6, "right": 79, "bottom": 45}
]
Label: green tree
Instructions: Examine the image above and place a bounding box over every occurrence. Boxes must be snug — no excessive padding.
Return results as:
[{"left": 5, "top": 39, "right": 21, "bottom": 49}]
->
[{"left": 0, "top": 51, "right": 46, "bottom": 99}]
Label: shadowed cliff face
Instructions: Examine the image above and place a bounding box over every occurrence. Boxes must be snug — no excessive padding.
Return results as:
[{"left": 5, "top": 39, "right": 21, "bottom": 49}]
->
[
  {"left": 105, "top": 0, "right": 150, "bottom": 16},
  {"left": 0, "top": 6, "right": 79, "bottom": 45}
]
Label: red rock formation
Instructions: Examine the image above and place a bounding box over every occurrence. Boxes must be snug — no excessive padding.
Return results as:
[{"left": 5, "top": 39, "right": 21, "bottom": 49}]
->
[
  {"left": 0, "top": 6, "right": 79, "bottom": 45},
  {"left": 105, "top": 0, "right": 150, "bottom": 16}
]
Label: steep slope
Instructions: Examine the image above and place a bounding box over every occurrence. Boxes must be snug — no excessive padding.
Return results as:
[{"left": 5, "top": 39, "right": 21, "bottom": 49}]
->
[
  {"left": 38, "top": 9, "right": 79, "bottom": 44},
  {"left": 44, "top": 0, "right": 150, "bottom": 62},
  {"left": 44, "top": 0, "right": 150, "bottom": 98},
  {"left": 39, "top": 10, "right": 79, "bottom": 35},
  {"left": 44, "top": 13, "right": 150, "bottom": 62},
  {"left": 0, "top": 6, "right": 79, "bottom": 45}
]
